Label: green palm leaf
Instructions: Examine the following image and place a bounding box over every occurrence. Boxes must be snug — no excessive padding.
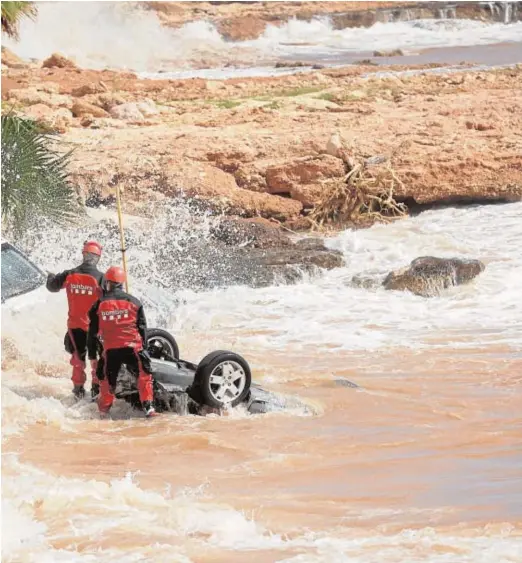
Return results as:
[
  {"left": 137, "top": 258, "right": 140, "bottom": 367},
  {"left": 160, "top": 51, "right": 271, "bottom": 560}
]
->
[
  {"left": 1, "top": 1, "right": 36, "bottom": 39},
  {"left": 1, "top": 114, "right": 83, "bottom": 238}
]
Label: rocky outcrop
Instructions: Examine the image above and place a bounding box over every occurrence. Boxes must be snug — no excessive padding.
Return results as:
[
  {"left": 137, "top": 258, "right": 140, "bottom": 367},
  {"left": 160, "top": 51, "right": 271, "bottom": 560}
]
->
[
  {"left": 23, "top": 103, "right": 55, "bottom": 121},
  {"left": 1, "top": 47, "right": 29, "bottom": 69},
  {"left": 210, "top": 218, "right": 344, "bottom": 272},
  {"left": 71, "top": 82, "right": 108, "bottom": 97},
  {"left": 216, "top": 14, "right": 270, "bottom": 41},
  {"left": 373, "top": 49, "right": 403, "bottom": 57},
  {"left": 82, "top": 214, "right": 342, "bottom": 291},
  {"left": 22, "top": 104, "right": 73, "bottom": 131},
  {"left": 145, "top": 1, "right": 522, "bottom": 42},
  {"left": 349, "top": 256, "right": 485, "bottom": 296},
  {"left": 3, "top": 55, "right": 520, "bottom": 229},
  {"left": 161, "top": 162, "right": 303, "bottom": 221},
  {"left": 109, "top": 100, "right": 158, "bottom": 120},
  {"left": 211, "top": 217, "right": 293, "bottom": 249},
  {"left": 71, "top": 100, "right": 109, "bottom": 118},
  {"left": 6, "top": 87, "right": 72, "bottom": 108},
  {"left": 243, "top": 238, "right": 343, "bottom": 272},
  {"left": 265, "top": 155, "right": 346, "bottom": 207},
  {"left": 42, "top": 53, "right": 78, "bottom": 69},
  {"left": 382, "top": 257, "right": 486, "bottom": 297}
]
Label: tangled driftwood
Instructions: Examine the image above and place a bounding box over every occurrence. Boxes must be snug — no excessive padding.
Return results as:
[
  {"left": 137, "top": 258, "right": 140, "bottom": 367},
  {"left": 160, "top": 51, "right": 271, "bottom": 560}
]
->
[{"left": 308, "top": 159, "right": 408, "bottom": 230}]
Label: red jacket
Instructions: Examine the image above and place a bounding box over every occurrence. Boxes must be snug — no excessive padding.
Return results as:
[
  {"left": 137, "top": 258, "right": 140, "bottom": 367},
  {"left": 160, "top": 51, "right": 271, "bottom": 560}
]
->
[
  {"left": 87, "top": 288, "right": 147, "bottom": 355},
  {"left": 46, "top": 263, "right": 103, "bottom": 331}
]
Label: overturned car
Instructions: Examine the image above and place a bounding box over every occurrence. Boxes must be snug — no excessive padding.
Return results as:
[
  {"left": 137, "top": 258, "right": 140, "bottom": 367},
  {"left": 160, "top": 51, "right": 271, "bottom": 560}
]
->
[{"left": 112, "top": 328, "right": 280, "bottom": 416}]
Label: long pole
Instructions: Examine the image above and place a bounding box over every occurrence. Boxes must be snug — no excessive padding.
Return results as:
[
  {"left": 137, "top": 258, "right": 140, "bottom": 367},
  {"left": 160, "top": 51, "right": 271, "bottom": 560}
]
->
[{"left": 115, "top": 184, "right": 129, "bottom": 292}]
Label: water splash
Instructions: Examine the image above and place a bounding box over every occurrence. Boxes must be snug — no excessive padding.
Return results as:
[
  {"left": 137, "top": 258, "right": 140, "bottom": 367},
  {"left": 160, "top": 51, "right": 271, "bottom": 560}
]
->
[
  {"left": 4, "top": 2, "right": 522, "bottom": 75},
  {"left": 2, "top": 199, "right": 522, "bottom": 561}
]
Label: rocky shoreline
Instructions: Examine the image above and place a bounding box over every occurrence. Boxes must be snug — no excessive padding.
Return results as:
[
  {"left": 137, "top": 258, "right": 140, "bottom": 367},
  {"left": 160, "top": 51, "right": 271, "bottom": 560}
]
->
[
  {"left": 3, "top": 50, "right": 520, "bottom": 234},
  {"left": 144, "top": 1, "right": 522, "bottom": 41},
  {"left": 2, "top": 1, "right": 522, "bottom": 291}
]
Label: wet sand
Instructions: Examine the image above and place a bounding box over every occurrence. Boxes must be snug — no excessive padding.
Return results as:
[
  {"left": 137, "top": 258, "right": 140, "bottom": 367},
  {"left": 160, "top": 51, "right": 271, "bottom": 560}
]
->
[{"left": 283, "top": 41, "right": 522, "bottom": 70}]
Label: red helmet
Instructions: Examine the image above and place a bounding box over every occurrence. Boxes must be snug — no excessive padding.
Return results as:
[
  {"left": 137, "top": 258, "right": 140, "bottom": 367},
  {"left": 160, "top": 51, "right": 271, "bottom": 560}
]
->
[
  {"left": 105, "top": 266, "right": 126, "bottom": 284},
  {"left": 83, "top": 240, "right": 102, "bottom": 256}
]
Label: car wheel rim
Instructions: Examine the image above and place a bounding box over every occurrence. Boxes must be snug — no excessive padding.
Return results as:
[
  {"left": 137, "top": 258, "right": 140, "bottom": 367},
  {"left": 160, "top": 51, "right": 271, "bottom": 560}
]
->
[
  {"left": 148, "top": 336, "right": 175, "bottom": 358},
  {"left": 208, "top": 361, "right": 246, "bottom": 405}
]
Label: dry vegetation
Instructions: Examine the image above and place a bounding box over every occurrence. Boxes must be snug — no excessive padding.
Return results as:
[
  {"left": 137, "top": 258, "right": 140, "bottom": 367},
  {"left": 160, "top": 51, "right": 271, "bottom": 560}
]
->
[{"left": 308, "top": 159, "right": 408, "bottom": 230}]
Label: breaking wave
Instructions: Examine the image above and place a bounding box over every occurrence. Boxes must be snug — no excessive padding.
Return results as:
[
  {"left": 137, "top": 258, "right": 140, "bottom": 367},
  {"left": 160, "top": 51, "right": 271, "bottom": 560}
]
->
[{"left": 4, "top": 2, "right": 522, "bottom": 74}]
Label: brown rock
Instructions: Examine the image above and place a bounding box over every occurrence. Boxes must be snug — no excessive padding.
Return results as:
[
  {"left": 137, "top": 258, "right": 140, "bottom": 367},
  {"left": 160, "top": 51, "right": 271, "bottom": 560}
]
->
[
  {"left": 289, "top": 182, "right": 338, "bottom": 207},
  {"left": 465, "top": 120, "right": 495, "bottom": 131},
  {"left": 234, "top": 167, "right": 267, "bottom": 192},
  {"left": 52, "top": 108, "right": 74, "bottom": 132},
  {"left": 207, "top": 149, "right": 256, "bottom": 174},
  {"left": 8, "top": 87, "right": 72, "bottom": 108},
  {"left": 265, "top": 154, "right": 346, "bottom": 194},
  {"left": 283, "top": 217, "right": 314, "bottom": 232},
  {"left": 71, "top": 82, "right": 108, "bottom": 97},
  {"left": 373, "top": 49, "right": 404, "bottom": 57},
  {"left": 216, "top": 16, "right": 268, "bottom": 41},
  {"left": 383, "top": 257, "right": 486, "bottom": 297},
  {"left": 24, "top": 103, "right": 54, "bottom": 121},
  {"left": 163, "top": 162, "right": 302, "bottom": 221},
  {"left": 25, "top": 62, "right": 519, "bottom": 229},
  {"left": 1, "top": 47, "right": 29, "bottom": 69},
  {"left": 72, "top": 101, "right": 109, "bottom": 118},
  {"left": 109, "top": 103, "right": 144, "bottom": 120},
  {"left": 97, "top": 92, "right": 127, "bottom": 111},
  {"left": 20, "top": 104, "right": 73, "bottom": 133},
  {"left": 38, "top": 82, "right": 61, "bottom": 94},
  {"left": 246, "top": 244, "right": 344, "bottom": 270},
  {"left": 108, "top": 100, "right": 158, "bottom": 120},
  {"left": 80, "top": 116, "right": 95, "bottom": 128},
  {"left": 326, "top": 132, "right": 343, "bottom": 158},
  {"left": 211, "top": 217, "right": 292, "bottom": 249},
  {"left": 42, "top": 53, "right": 78, "bottom": 69}
]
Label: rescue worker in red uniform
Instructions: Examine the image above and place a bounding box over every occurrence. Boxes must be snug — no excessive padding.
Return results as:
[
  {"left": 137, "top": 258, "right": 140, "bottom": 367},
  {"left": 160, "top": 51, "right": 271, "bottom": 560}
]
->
[
  {"left": 46, "top": 241, "right": 104, "bottom": 399},
  {"left": 87, "top": 266, "right": 157, "bottom": 418}
]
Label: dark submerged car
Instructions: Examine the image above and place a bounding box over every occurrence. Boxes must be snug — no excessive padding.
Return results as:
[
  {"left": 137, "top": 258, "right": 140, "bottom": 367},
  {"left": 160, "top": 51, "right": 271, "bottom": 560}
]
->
[{"left": 114, "top": 329, "right": 276, "bottom": 415}]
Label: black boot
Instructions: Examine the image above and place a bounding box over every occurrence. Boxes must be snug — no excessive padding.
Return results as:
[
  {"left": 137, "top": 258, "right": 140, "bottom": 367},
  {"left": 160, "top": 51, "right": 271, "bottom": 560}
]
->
[
  {"left": 91, "top": 383, "right": 100, "bottom": 401},
  {"left": 73, "top": 385, "right": 85, "bottom": 400}
]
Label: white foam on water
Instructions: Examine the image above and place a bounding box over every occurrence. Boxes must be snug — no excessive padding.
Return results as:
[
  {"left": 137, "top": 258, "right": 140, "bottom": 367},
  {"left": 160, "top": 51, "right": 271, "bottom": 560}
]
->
[
  {"left": 164, "top": 202, "right": 522, "bottom": 357},
  {"left": 1, "top": 453, "right": 278, "bottom": 562},
  {"left": 139, "top": 64, "right": 319, "bottom": 81},
  {"left": 3, "top": 3, "right": 522, "bottom": 77},
  {"left": 5, "top": 201, "right": 521, "bottom": 365},
  {"left": 2, "top": 194, "right": 521, "bottom": 560},
  {"left": 3, "top": 447, "right": 521, "bottom": 563},
  {"left": 249, "top": 17, "right": 522, "bottom": 56},
  {"left": 2, "top": 2, "right": 232, "bottom": 72}
]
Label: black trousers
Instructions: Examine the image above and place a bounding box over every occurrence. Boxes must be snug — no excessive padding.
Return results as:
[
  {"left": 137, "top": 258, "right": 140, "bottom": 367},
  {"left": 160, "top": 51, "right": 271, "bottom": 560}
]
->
[
  {"left": 98, "top": 348, "right": 152, "bottom": 389},
  {"left": 64, "top": 329, "right": 87, "bottom": 362}
]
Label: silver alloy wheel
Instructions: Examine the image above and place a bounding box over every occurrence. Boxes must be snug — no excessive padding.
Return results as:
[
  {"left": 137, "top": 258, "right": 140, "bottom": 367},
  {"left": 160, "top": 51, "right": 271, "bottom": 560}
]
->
[
  {"left": 208, "top": 360, "right": 247, "bottom": 405},
  {"left": 149, "top": 336, "right": 175, "bottom": 357}
]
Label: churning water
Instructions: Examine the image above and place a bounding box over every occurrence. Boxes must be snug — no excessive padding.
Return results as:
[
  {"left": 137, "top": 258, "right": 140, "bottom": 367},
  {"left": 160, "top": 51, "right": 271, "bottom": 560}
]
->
[
  {"left": 2, "top": 201, "right": 522, "bottom": 562},
  {"left": 4, "top": 2, "right": 522, "bottom": 76}
]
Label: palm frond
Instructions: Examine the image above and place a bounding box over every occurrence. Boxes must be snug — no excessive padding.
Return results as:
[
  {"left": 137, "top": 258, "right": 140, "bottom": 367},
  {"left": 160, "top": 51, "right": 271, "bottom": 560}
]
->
[
  {"left": 1, "top": 114, "right": 83, "bottom": 238},
  {"left": 1, "top": 1, "right": 36, "bottom": 39}
]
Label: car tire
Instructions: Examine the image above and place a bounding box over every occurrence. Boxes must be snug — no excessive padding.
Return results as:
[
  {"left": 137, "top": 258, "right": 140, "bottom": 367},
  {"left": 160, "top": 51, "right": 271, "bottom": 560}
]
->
[
  {"left": 146, "top": 328, "right": 180, "bottom": 360},
  {"left": 194, "top": 351, "right": 252, "bottom": 409}
]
